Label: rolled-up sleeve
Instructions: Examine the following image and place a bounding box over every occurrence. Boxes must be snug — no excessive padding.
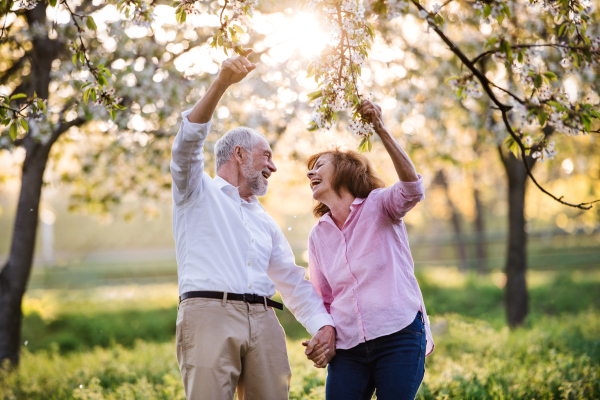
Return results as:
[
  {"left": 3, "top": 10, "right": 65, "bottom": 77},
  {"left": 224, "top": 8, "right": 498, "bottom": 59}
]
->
[
  {"left": 170, "top": 109, "right": 211, "bottom": 205},
  {"left": 378, "top": 173, "right": 425, "bottom": 220},
  {"left": 267, "top": 224, "right": 334, "bottom": 336}
]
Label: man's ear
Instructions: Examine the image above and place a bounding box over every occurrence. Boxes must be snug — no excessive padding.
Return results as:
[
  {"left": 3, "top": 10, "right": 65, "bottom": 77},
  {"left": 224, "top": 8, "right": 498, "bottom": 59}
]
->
[{"left": 234, "top": 145, "right": 244, "bottom": 164}]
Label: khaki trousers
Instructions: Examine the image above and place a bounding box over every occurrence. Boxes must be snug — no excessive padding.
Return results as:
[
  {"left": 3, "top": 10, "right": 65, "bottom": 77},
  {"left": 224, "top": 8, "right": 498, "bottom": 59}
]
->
[{"left": 176, "top": 297, "right": 292, "bottom": 400}]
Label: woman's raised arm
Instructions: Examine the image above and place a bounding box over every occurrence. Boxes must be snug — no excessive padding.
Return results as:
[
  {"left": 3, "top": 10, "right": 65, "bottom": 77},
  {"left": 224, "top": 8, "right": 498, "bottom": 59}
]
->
[{"left": 358, "top": 100, "right": 419, "bottom": 183}]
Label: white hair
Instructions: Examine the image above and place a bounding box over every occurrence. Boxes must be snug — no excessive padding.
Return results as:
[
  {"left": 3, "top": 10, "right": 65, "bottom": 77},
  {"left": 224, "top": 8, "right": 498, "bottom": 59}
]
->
[{"left": 214, "top": 126, "right": 267, "bottom": 172}]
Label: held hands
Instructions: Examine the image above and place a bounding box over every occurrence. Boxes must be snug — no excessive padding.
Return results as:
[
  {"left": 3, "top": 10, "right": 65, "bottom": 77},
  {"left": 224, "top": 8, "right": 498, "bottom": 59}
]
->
[
  {"left": 216, "top": 49, "right": 257, "bottom": 86},
  {"left": 302, "top": 325, "right": 336, "bottom": 368},
  {"left": 357, "top": 100, "right": 386, "bottom": 135}
]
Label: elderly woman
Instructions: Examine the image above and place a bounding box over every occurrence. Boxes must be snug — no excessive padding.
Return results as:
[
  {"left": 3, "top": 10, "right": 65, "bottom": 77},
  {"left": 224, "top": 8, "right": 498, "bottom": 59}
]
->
[{"left": 303, "top": 100, "right": 434, "bottom": 400}]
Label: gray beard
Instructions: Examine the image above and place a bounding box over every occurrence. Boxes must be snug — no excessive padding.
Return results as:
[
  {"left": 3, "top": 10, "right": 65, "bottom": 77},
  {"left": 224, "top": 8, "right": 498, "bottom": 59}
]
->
[{"left": 242, "top": 157, "right": 268, "bottom": 197}]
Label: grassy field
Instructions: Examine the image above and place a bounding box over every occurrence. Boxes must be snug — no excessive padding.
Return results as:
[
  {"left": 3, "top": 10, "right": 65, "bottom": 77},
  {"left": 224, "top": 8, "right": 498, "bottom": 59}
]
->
[{"left": 1, "top": 268, "right": 599, "bottom": 399}]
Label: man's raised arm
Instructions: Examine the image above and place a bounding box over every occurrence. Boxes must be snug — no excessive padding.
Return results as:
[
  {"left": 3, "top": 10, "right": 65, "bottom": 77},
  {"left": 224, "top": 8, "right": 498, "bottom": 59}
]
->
[
  {"left": 188, "top": 50, "right": 256, "bottom": 124},
  {"left": 170, "top": 51, "right": 256, "bottom": 205}
]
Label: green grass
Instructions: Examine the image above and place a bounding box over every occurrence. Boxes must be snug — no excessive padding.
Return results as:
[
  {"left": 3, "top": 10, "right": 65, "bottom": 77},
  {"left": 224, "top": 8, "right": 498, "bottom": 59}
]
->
[{"left": 2, "top": 269, "right": 600, "bottom": 399}]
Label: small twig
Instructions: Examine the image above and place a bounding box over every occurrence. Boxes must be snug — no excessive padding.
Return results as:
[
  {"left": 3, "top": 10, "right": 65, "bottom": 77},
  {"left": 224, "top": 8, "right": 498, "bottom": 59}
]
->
[
  {"left": 410, "top": 0, "right": 600, "bottom": 210},
  {"left": 471, "top": 43, "right": 588, "bottom": 65}
]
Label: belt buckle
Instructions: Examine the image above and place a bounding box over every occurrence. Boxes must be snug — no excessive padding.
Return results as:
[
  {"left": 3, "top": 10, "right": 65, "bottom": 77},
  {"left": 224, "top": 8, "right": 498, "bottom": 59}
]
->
[{"left": 243, "top": 293, "right": 255, "bottom": 303}]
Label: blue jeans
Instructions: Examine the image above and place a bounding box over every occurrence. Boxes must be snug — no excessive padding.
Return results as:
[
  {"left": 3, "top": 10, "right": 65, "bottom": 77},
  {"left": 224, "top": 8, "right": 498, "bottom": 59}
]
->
[{"left": 326, "top": 312, "right": 426, "bottom": 400}]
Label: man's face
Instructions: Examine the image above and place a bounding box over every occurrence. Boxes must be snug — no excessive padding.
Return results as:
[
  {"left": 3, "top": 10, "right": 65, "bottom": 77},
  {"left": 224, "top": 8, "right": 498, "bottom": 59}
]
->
[{"left": 241, "top": 137, "right": 277, "bottom": 197}]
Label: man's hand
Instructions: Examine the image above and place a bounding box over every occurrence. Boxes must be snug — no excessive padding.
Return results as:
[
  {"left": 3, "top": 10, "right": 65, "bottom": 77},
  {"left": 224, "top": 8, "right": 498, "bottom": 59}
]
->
[
  {"left": 187, "top": 49, "right": 256, "bottom": 124},
  {"left": 216, "top": 49, "right": 257, "bottom": 86},
  {"left": 301, "top": 325, "right": 336, "bottom": 368},
  {"left": 357, "top": 100, "right": 386, "bottom": 135}
]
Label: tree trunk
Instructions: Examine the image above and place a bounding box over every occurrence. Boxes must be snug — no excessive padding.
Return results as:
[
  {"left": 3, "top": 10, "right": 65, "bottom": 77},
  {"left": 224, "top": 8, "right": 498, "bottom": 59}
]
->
[
  {"left": 0, "top": 142, "right": 51, "bottom": 367},
  {"left": 499, "top": 147, "right": 535, "bottom": 327},
  {"left": 473, "top": 183, "right": 487, "bottom": 274},
  {"left": 0, "top": 4, "right": 60, "bottom": 368},
  {"left": 434, "top": 170, "right": 469, "bottom": 271}
]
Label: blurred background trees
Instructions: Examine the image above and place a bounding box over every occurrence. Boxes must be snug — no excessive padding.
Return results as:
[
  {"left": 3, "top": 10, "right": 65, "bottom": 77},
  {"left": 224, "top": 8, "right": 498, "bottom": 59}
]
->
[{"left": 1, "top": 0, "right": 599, "bottom": 370}]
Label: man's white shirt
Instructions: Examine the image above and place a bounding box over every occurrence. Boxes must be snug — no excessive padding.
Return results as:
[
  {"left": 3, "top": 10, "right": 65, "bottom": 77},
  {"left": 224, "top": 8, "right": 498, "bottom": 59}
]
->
[{"left": 171, "top": 109, "right": 334, "bottom": 336}]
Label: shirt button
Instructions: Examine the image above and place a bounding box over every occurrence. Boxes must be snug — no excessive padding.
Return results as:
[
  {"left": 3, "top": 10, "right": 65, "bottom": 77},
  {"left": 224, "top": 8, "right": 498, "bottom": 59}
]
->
[
  {"left": 229, "top": 192, "right": 232, "bottom": 195},
  {"left": 249, "top": 285, "right": 252, "bottom": 289},
  {"left": 252, "top": 239, "right": 254, "bottom": 242},
  {"left": 248, "top": 262, "right": 251, "bottom": 266},
  {"left": 245, "top": 223, "right": 247, "bottom": 226}
]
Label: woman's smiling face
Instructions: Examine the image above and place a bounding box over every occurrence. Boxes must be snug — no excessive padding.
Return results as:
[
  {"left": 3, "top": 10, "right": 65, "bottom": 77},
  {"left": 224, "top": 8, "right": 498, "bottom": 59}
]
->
[{"left": 307, "top": 153, "right": 335, "bottom": 201}]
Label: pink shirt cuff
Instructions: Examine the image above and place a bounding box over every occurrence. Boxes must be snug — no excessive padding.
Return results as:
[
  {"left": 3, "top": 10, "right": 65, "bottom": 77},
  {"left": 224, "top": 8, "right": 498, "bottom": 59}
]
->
[{"left": 395, "top": 173, "right": 424, "bottom": 196}]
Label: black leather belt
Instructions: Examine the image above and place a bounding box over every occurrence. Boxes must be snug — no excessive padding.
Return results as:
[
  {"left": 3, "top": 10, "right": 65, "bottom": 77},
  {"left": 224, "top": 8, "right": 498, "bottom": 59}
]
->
[{"left": 179, "top": 290, "right": 283, "bottom": 310}]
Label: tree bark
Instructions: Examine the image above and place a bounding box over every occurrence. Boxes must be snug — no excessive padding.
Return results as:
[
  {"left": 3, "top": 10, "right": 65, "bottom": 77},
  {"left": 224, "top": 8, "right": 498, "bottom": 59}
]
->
[
  {"left": 0, "top": 140, "right": 51, "bottom": 367},
  {"left": 498, "top": 147, "right": 535, "bottom": 327},
  {"left": 0, "top": 4, "right": 62, "bottom": 368},
  {"left": 473, "top": 183, "right": 487, "bottom": 274}
]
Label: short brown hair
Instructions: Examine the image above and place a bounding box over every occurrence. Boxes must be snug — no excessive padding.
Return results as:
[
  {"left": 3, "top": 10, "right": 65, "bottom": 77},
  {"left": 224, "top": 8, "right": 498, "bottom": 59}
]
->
[{"left": 307, "top": 149, "right": 385, "bottom": 218}]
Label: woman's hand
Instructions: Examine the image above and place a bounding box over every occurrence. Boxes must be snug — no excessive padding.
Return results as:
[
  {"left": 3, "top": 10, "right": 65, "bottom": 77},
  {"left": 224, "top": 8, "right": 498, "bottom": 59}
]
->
[
  {"left": 302, "top": 325, "right": 336, "bottom": 368},
  {"left": 357, "top": 100, "right": 386, "bottom": 135}
]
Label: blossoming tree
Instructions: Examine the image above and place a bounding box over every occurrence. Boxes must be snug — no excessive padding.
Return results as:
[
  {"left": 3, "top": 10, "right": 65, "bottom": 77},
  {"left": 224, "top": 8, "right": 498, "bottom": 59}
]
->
[{"left": 1, "top": 0, "right": 599, "bottom": 367}]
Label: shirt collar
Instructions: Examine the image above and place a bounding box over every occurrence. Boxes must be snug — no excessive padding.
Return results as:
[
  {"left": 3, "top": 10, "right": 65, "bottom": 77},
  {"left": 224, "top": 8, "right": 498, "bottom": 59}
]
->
[
  {"left": 318, "top": 197, "right": 365, "bottom": 225},
  {"left": 214, "top": 175, "right": 260, "bottom": 205}
]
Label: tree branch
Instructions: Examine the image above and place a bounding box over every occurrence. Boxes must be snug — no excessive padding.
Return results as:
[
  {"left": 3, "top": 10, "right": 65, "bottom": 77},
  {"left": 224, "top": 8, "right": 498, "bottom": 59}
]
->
[{"left": 410, "top": 0, "right": 600, "bottom": 210}]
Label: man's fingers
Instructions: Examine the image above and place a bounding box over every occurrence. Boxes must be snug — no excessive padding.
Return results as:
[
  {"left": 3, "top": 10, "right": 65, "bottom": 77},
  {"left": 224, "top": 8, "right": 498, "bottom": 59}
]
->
[
  {"left": 307, "top": 347, "right": 328, "bottom": 361},
  {"left": 301, "top": 341, "right": 309, "bottom": 347},
  {"left": 239, "top": 56, "right": 253, "bottom": 68},
  {"left": 243, "top": 48, "right": 254, "bottom": 57},
  {"left": 231, "top": 58, "right": 248, "bottom": 73},
  {"left": 223, "top": 60, "right": 241, "bottom": 74}
]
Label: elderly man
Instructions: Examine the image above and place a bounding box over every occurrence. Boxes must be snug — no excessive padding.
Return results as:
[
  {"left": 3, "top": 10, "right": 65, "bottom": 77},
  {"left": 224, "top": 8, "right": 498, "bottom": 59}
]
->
[{"left": 171, "top": 50, "right": 335, "bottom": 400}]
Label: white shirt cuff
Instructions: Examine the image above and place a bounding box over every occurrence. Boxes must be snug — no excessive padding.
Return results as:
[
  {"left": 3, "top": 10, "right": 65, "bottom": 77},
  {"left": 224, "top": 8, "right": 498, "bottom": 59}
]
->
[
  {"left": 305, "top": 312, "right": 335, "bottom": 337},
  {"left": 181, "top": 109, "right": 211, "bottom": 141}
]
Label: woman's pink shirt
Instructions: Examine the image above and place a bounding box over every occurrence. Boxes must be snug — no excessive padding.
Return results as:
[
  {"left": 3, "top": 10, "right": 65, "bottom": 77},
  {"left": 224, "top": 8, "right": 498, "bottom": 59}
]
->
[{"left": 308, "top": 174, "right": 434, "bottom": 356}]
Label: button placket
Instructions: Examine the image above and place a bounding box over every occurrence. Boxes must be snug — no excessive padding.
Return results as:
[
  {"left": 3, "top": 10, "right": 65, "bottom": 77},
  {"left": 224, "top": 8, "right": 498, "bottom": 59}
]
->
[{"left": 243, "top": 209, "right": 256, "bottom": 290}]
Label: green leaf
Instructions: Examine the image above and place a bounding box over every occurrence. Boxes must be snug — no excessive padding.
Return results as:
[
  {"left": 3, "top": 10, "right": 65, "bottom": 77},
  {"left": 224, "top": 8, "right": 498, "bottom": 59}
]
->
[
  {"left": 91, "top": 89, "right": 97, "bottom": 102},
  {"left": 307, "top": 90, "right": 323, "bottom": 100},
  {"left": 483, "top": 4, "right": 491, "bottom": 18},
  {"left": 485, "top": 37, "right": 498, "bottom": 48},
  {"left": 367, "top": 138, "right": 372, "bottom": 152},
  {"left": 73, "top": 53, "right": 78, "bottom": 66},
  {"left": 543, "top": 71, "right": 557, "bottom": 81},
  {"left": 111, "top": 110, "right": 117, "bottom": 120},
  {"left": 533, "top": 74, "right": 542, "bottom": 89},
  {"left": 20, "top": 118, "right": 28, "bottom": 132},
  {"left": 49, "top": 0, "right": 57, "bottom": 7},
  {"left": 9, "top": 122, "right": 17, "bottom": 140},
  {"left": 558, "top": 23, "right": 567, "bottom": 37},
  {"left": 537, "top": 111, "right": 547, "bottom": 126},
  {"left": 306, "top": 63, "right": 315, "bottom": 79},
  {"left": 86, "top": 16, "right": 97, "bottom": 31},
  {"left": 233, "top": 24, "right": 244, "bottom": 34},
  {"left": 84, "top": 88, "right": 90, "bottom": 105},
  {"left": 358, "top": 137, "right": 367, "bottom": 153},
  {"left": 307, "top": 121, "right": 318, "bottom": 131},
  {"left": 10, "top": 93, "right": 27, "bottom": 100}
]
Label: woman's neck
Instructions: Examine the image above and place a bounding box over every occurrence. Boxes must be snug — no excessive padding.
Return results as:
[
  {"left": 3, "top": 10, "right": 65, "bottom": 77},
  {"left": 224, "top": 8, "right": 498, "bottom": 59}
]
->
[{"left": 324, "top": 190, "right": 355, "bottom": 230}]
